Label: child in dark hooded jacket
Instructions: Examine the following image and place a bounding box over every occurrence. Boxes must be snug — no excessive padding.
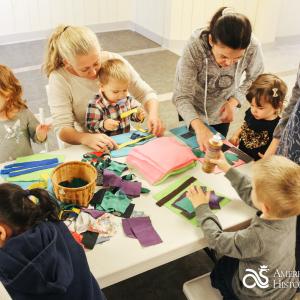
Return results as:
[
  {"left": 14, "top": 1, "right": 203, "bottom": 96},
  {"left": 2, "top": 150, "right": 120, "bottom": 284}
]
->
[{"left": 0, "top": 183, "right": 105, "bottom": 300}]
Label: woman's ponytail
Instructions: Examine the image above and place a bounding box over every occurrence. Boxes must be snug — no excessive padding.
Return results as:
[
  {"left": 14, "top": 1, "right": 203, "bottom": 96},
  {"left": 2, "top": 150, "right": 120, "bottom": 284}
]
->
[{"left": 43, "top": 25, "right": 67, "bottom": 77}]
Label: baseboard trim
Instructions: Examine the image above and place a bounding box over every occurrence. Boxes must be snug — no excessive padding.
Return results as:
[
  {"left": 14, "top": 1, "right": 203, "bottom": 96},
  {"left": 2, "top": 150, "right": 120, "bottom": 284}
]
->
[
  {"left": 132, "top": 23, "right": 164, "bottom": 46},
  {"left": 0, "top": 21, "right": 134, "bottom": 45}
]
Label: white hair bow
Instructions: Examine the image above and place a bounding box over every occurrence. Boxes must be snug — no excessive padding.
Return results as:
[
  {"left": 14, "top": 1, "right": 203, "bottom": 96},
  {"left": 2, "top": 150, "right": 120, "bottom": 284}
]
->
[{"left": 272, "top": 88, "right": 278, "bottom": 97}]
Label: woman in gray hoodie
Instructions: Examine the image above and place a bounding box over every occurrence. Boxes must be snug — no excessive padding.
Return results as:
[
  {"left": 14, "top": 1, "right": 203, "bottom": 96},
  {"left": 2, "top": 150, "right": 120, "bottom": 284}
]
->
[{"left": 173, "top": 7, "right": 264, "bottom": 151}]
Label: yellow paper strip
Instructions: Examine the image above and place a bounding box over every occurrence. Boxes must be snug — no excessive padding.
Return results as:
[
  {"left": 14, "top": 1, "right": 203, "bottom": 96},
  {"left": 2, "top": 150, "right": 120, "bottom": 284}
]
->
[{"left": 120, "top": 108, "right": 138, "bottom": 119}]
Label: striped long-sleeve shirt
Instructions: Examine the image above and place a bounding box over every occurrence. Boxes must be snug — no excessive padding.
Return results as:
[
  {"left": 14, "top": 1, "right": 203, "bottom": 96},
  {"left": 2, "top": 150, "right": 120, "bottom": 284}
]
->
[{"left": 85, "top": 94, "right": 142, "bottom": 136}]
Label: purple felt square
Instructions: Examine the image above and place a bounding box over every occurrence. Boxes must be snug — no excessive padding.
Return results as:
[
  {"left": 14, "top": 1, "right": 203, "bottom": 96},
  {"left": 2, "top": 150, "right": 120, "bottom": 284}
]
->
[
  {"left": 120, "top": 181, "right": 142, "bottom": 197},
  {"left": 122, "top": 219, "right": 136, "bottom": 238},
  {"left": 103, "top": 169, "right": 122, "bottom": 187},
  {"left": 82, "top": 208, "right": 105, "bottom": 219},
  {"left": 128, "top": 217, "right": 162, "bottom": 247}
]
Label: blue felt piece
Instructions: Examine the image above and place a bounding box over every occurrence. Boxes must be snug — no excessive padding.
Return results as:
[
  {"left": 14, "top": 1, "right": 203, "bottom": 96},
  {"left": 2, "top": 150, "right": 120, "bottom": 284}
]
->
[
  {"left": 2, "top": 158, "right": 58, "bottom": 170},
  {"left": 1, "top": 159, "right": 59, "bottom": 175},
  {"left": 111, "top": 131, "right": 155, "bottom": 158},
  {"left": 170, "top": 125, "right": 223, "bottom": 149},
  {"left": 7, "top": 163, "right": 60, "bottom": 177}
]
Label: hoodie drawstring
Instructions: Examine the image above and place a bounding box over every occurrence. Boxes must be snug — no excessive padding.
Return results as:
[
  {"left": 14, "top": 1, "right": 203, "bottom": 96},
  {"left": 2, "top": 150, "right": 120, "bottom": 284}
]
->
[{"left": 204, "top": 58, "right": 209, "bottom": 125}]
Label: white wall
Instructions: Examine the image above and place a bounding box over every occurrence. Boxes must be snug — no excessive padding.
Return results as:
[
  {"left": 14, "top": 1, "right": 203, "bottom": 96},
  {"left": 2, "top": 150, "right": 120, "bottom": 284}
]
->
[
  {"left": 0, "top": 0, "right": 299, "bottom": 46},
  {"left": 276, "top": 0, "right": 300, "bottom": 37},
  {"left": 133, "top": 0, "right": 166, "bottom": 40},
  {"left": 133, "top": 0, "right": 297, "bottom": 54},
  {"left": 0, "top": 0, "right": 133, "bottom": 36}
]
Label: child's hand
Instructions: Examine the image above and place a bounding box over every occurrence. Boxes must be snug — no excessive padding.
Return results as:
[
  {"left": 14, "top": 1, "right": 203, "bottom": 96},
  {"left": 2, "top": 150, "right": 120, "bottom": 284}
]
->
[
  {"left": 210, "top": 151, "right": 232, "bottom": 173},
  {"left": 136, "top": 108, "right": 145, "bottom": 122},
  {"left": 229, "top": 135, "right": 240, "bottom": 146},
  {"left": 104, "top": 119, "right": 120, "bottom": 131},
  {"left": 36, "top": 124, "right": 51, "bottom": 142},
  {"left": 186, "top": 185, "right": 210, "bottom": 208}
]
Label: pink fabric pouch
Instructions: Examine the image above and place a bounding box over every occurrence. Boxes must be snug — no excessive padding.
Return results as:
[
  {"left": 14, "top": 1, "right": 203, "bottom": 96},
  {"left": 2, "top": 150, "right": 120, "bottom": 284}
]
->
[{"left": 126, "top": 137, "right": 197, "bottom": 184}]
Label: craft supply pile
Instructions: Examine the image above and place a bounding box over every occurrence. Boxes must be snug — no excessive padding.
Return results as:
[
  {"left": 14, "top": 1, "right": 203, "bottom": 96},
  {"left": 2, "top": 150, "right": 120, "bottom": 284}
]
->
[{"left": 0, "top": 126, "right": 253, "bottom": 251}]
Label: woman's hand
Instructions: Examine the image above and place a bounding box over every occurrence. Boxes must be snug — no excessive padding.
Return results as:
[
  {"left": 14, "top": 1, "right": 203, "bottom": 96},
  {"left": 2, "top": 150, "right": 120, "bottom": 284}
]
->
[
  {"left": 219, "top": 97, "right": 239, "bottom": 123},
  {"left": 195, "top": 126, "right": 213, "bottom": 152},
  {"left": 81, "top": 133, "right": 118, "bottom": 152},
  {"left": 186, "top": 185, "right": 210, "bottom": 208},
  {"left": 147, "top": 113, "right": 165, "bottom": 136},
  {"left": 36, "top": 124, "right": 51, "bottom": 142}
]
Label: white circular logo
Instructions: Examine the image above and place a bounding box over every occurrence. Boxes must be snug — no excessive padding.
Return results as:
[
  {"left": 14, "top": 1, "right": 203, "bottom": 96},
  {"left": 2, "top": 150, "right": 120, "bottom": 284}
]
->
[{"left": 242, "top": 265, "right": 269, "bottom": 289}]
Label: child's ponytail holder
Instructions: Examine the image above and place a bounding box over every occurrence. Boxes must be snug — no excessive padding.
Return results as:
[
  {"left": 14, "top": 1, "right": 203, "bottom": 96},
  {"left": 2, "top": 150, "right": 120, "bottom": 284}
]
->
[
  {"left": 272, "top": 88, "right": 278, "bottom": 97},
  {"left": 24, "top": 189, "right": 39, "bottom": 204}
]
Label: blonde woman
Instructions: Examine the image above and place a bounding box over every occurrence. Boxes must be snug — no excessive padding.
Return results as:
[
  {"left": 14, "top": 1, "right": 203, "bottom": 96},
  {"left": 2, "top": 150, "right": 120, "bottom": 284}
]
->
[{"left": 44, "top": 25, "right": 164, "bottom": 151}]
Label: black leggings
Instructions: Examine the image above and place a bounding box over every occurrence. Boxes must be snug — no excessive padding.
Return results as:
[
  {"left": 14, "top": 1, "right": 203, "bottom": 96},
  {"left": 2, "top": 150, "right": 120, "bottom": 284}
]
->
[{"left": 210, "top": 256, "right": 239, "bottom": 300}]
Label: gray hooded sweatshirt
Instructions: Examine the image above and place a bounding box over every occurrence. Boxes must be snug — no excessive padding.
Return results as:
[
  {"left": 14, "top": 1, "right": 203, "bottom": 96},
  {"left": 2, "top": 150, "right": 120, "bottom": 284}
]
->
[
  {"left": 196, "top": 168, "right": 298, "bottom": 300},
  {"left": 172, "top": 28, "right": 264, "bottom": 127}
]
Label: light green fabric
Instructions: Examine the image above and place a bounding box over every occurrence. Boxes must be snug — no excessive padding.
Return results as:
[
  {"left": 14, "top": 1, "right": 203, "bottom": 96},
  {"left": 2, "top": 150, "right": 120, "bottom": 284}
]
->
[
  {"left": 154, "top": 161, "right": 197, "bottom": 185},
  {"left": 154, "top": 176, "right": 231, "bottom": 226},
  {"left": 16, "top": 153, "right": 65, "bottom": 163}
]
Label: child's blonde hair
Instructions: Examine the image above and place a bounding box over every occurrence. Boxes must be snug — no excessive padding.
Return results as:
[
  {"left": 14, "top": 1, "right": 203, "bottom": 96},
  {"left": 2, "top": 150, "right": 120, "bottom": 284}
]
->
[
  {"left": 43, "top": 25, "right": 100, "bottom": 77},
  {"left": 246, "top": 73, "right": 287, "bottom": 112},
  {"left": 0, "top": 65, "right": 27, "bottom": 119},
  {"left": 98, "top": 59, "right": 131, "bottom": 85},
  {"left": 253, "top": 155, "right": 300, "bottom": 218}
]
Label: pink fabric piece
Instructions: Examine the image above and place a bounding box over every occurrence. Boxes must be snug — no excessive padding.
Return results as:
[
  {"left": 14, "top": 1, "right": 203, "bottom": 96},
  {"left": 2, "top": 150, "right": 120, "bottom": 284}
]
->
[{"left": 127, "top": 137, "right": 197, "bottom": 184}]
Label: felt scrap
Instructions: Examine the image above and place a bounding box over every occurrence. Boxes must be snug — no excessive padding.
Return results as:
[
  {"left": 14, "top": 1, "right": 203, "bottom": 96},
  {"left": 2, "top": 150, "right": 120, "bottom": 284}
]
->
[
  {"left": 106, "top": 161, "right": 128, "bottom": 176},
  {"left": 82, "top": 231, "right": 99, "bottom": 249},
  {"left": 225, "top": 152, "right": 239, "bottom": 163},
  {"left": 96, "top": 236, "right": 110, "bottom": 244},
  {"left": 111, "top": 203, "right": 135, "bottom": 218},
  {"left": 67, "top": 212, "right": 116, "bottom": 237},
  {"left": 103, "top": 169, "right": 142, "bottom": 197},
  {"left": 192, "top": 148, "right": 205, "bottom": 158},
  {"left": 131, "top": 210, "right": 146, "bottom": 218},
  {"left": 5, "top": 154, "right": 64, "bottom": 182},
  {"left": 111, "top": 131, "right": 155, "bottom": 158},
  {"left": 126, "top": 137, "right": 197, "bottom": 185},
  {"left": 141, "top": 187, "right": 150, "bottom": 194},
  {"left": 59, "top": 178, "right": 88, "bottom": 188},
  {"left": 174, "top": 197, "right": 194, "bottom": 214},
  {"left": 91, "top": 188, "right": 135, "bottom": 218},
  {"left": 154, "top": 175, "right": 231, "bottom": 225},
  {"left": 98, "top": 190, "right": 131, "bottom": 214},
  {"left": 122, "top": 217, "right": 162, "bottom": 247},
  {"left": 81, "top": 208, "right": 105, "bottom": 219},
  {"left": 71, "top": 232, "right": 83, "bottom": 245}
]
